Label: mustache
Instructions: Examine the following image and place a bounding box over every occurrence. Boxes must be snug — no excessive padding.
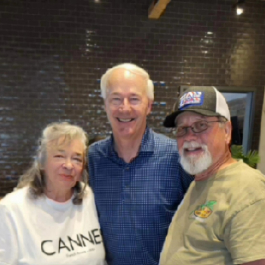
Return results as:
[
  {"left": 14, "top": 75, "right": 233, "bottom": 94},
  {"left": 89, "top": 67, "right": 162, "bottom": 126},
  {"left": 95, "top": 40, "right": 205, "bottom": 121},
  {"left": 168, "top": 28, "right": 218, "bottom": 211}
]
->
[{"left": 182, "top": 141, "right": 207, "bottom": 150}]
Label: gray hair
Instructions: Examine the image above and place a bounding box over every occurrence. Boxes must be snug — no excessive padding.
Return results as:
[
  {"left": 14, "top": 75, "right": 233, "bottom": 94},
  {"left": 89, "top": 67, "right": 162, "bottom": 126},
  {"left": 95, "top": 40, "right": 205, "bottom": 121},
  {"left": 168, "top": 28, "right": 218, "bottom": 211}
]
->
[
  {"left": 100, "top": 63, "right": 154, "bottom": 100},
  {"left": 17, "top": 122, "right": 89, "bottom": 205},
  {"left": 218, "top": 116, "right": 228, "bottom": 128}
]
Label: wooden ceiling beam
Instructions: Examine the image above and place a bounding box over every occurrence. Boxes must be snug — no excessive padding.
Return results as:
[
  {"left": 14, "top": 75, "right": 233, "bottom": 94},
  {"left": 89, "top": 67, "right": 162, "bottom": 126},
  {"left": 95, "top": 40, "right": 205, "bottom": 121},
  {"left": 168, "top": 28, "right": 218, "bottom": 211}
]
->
[{"left": 148, "top": 0, "right": 171, "bottom": 19}]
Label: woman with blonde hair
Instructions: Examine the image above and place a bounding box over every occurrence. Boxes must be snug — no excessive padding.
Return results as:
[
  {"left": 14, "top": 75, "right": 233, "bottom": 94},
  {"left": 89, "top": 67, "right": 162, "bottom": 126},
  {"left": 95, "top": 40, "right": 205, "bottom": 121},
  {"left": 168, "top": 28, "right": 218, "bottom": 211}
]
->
[{"left": 0, "top": 122, "right": 106, "bottom": 265}]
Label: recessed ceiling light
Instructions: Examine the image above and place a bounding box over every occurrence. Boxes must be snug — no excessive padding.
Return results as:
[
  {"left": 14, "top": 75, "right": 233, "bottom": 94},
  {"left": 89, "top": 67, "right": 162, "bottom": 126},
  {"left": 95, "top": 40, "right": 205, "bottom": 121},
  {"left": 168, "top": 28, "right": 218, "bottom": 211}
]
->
[
  {"left": 237, "top": 7, "right": 244, "bottom": 15},
  {"left": 233, "top": 0, "right": 245, "bottom": 15}
]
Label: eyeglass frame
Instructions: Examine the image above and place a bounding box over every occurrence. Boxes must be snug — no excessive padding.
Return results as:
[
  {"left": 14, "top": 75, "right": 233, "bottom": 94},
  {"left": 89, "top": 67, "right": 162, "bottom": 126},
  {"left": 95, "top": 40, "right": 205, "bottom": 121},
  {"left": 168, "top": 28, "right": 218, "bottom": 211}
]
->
[{"left": 173, "top": 118, "right": 227, "bottom": 138}]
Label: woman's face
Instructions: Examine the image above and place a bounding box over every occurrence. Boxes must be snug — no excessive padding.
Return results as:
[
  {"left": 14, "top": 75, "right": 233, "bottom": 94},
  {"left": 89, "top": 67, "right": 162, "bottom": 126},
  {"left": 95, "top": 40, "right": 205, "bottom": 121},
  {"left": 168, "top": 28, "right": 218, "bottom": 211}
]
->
[{"left": 43, "top": 137, "right": 85, "bottom": 192}]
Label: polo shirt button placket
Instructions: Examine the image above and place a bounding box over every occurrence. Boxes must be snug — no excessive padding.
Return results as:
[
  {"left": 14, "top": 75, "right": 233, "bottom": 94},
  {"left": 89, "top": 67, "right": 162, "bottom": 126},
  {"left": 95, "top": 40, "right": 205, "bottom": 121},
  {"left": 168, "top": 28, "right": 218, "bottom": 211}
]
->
[{"left": 123, "top": 166, "right": 131, "bottom": 202}]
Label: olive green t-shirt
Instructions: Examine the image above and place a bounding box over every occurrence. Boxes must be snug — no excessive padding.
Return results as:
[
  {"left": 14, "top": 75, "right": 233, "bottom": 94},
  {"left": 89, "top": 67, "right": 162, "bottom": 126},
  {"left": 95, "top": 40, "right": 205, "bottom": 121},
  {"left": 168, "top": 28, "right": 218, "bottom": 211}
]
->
[{"left": 160, "top": 160, "right": 265, "bottom": 265}]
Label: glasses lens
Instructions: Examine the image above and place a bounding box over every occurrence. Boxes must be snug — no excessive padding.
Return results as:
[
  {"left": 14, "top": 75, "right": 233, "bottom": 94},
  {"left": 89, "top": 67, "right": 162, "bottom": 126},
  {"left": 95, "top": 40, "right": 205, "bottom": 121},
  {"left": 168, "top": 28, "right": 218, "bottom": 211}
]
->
[{"left": 193, "top": 121, "right": 208, "bottom": 133}]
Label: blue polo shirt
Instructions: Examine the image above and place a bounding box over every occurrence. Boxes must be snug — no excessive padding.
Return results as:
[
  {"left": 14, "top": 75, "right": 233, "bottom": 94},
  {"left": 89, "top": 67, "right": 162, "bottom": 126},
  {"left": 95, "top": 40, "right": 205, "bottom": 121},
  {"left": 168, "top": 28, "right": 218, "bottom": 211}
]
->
[{"left": 88, "top": 127, "right": 193, "bottom": 265}]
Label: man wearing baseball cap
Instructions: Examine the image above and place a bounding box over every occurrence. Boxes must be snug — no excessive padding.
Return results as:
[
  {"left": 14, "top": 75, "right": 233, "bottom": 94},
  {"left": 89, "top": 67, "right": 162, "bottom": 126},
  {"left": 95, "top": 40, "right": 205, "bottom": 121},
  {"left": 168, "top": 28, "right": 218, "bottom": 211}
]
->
[{"left": 160, "top": 86, "right": 265, "bottom": 265}]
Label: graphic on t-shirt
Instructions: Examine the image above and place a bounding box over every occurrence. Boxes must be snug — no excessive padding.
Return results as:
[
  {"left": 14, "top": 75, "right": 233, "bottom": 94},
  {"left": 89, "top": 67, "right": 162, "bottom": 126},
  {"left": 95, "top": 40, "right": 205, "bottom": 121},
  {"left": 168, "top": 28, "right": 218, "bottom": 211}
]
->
[
  {"left": 191, "top": 200, "right": 217, "bottom": 219},
  {"left": 41, "top": 228, "right": 102, "bottom": 257}
]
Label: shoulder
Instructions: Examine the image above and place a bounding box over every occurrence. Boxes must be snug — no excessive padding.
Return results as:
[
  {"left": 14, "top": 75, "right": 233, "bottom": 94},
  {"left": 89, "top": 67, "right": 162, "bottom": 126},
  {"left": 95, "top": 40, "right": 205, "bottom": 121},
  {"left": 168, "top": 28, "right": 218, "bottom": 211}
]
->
[
  {"left": 221, "top": 161, "right": 265, "bottom": 213},
  {"left": 151, "top": 129, "right": 178, "bottom": 152},
  {"left": 82, "top": 185, "right": 96, "bottom": 201},
  {"left": 237, "top": 162, "right": 265, "bottom": 194},
  {"left": 225, "top": 161, "right": 265, "bottom": 186},
  {"left": 83, "top": 185, "right": 93, "bottom": 196},
  {"left": 0, "top": 187, "right": 30, "bottom": 212},
  {"left": 88, "top": 136, "right": 111, "bottom": 156},
  {"left": 81, "top": 185, "right": 98, "bottom": 213}
]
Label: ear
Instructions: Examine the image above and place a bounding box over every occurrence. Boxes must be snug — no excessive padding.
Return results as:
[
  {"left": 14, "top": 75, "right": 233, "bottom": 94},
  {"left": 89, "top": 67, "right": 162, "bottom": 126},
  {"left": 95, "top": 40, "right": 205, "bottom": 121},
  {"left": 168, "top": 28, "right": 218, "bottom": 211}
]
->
[
  {"left": 147, "top": 100, "right": 153, "bottom": 116},
  {"left": 224, "top": 121, "right": 232, "bottom": 145}
]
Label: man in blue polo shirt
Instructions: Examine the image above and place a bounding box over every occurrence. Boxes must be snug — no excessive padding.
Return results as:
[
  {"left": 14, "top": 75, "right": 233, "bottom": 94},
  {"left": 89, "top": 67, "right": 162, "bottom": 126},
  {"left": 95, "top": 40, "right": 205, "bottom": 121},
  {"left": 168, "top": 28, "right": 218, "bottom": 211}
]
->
[{"left": 88, "top": 63, "right": 193, "bottom": 265}]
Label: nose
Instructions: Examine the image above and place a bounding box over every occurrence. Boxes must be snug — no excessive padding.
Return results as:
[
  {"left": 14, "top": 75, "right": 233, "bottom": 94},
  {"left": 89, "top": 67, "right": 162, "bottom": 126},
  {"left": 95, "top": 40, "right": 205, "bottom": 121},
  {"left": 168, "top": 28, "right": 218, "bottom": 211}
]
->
[
  {"left": 120, "top": 98, "right": 131, "bottom": 111},
  {"left": 63, "top": 159, "right": 73, "bottom": 170}
]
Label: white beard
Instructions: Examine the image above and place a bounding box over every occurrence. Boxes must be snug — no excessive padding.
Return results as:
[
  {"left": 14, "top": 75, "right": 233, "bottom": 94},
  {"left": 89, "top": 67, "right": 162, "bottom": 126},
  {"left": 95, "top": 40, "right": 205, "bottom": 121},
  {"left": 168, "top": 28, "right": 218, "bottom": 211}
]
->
[{"left": 179, "top": 141, "right": 213, "bottom": 175}]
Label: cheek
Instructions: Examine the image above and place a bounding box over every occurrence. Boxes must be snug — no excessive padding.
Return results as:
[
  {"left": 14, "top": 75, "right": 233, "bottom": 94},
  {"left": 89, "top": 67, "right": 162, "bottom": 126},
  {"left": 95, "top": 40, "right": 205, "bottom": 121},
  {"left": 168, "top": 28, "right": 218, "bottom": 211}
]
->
[
  {"left": 135, "top": 106, "right": 148, "bottom": 116},
  {"left": 206, "top": 134, "right": 224, "bottom": 154},
  {"left": 198, "top": 134, "right": 209, "bottom": 145},
  {"left": 107, "top": 107, "right": 118, "bottom": 117},
  {"left": 76, "top": 166, "right": 84, "bottom": 177},
  {"left": 50, "top": 162, "right": 65, "bottom": 175},
  {"left": 43, "top": 162, "right": 56, "bottom": 175},
  {"left": 105, "top": 103, "right": 113, "bottom": 113}
]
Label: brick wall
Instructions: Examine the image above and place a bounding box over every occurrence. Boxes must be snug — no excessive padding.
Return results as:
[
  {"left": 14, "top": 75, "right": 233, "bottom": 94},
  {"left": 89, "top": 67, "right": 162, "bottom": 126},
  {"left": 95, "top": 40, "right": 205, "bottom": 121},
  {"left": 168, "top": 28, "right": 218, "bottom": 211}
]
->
[{"left": 0, "top": 0, "right": 264, "bottom": 196}]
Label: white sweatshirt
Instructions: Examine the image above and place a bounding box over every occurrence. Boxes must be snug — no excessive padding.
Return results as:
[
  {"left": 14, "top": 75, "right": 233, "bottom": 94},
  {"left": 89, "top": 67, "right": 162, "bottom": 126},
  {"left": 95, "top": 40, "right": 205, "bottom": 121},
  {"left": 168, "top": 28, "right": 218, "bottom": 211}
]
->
[{"left": 0, "top": 186, "right": 106, "bottom": 265}]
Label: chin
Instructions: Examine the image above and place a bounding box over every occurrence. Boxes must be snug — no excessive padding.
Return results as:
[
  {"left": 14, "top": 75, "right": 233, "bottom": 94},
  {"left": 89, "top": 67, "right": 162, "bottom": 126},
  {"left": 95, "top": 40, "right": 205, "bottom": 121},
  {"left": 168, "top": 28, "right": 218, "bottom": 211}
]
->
[
  {"left": 117, "top": 129, "right": 136, "bottom": 138},
  {"left": 180, "top": 152, "right": 213, "bottom": 175},
  {"left": 61, "top": 179, "right": 77, "bottom": 187}
]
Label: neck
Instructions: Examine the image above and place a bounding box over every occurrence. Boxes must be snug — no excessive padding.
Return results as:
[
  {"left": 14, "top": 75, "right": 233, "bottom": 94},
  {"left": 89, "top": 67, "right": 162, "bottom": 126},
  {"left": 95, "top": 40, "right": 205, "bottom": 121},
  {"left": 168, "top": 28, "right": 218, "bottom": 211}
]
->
[
  {"left": 44, "top": 187, "right": 73, "bottom": 202},
  {"left": 113, "top": 130, "right": 145, "bottom": 163},
  {"left": 195, "top": 149, "right": 237, "bottom": 181}
]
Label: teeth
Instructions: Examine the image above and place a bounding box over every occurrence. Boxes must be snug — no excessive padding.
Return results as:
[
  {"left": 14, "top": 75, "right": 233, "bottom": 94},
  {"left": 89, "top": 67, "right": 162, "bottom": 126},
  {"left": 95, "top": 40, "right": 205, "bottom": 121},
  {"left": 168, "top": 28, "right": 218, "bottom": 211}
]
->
[
  {"left": 186, "top": 147, "right": 201, "bottom": 151},
  {"left": 118, "top": 118, "right": 133, "bottom": 122}
]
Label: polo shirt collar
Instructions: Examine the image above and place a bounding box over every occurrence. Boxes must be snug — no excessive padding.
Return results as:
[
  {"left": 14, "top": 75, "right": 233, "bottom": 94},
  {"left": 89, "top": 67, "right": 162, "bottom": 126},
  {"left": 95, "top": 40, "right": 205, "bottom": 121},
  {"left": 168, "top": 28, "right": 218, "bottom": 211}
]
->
[{"left": 108, "top": 127, "right": 154, "bottom": 157}]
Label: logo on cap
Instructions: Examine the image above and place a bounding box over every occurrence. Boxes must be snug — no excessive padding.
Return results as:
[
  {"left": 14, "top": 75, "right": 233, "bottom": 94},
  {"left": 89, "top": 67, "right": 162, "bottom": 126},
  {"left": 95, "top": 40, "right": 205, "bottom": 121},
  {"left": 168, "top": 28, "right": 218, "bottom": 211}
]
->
[{"left": 179, "top": 91, "right": 204, "bottom": 109}]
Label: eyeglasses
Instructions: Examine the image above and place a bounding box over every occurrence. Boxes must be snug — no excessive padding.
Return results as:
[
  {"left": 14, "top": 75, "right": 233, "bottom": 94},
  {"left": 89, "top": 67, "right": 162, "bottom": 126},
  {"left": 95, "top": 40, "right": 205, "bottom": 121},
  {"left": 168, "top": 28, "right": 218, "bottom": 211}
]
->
[{"left": 174, "top": 120, "right": 223, "bottom": 137}]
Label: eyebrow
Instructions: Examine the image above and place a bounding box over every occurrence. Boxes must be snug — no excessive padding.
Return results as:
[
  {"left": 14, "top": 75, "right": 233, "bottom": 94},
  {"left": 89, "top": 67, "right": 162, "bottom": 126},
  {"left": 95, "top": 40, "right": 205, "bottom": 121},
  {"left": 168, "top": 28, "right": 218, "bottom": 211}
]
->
[
  {"left": 110, "top": 92, "right": 141, "bottom": 97},
  {"left": 73, "top": 153, "right": 83, "bottom": 157},
  {"left": 56, "top": 149, "right": 83, "bottom": 157}
]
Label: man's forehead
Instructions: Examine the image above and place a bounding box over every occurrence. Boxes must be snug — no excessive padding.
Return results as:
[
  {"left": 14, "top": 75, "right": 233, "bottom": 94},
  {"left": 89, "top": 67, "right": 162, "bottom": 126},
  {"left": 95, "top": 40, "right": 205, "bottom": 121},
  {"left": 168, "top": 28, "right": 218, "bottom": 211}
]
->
[
  {"left": 109, "top": 68, "right": 143, "bottom": 82},
  {"left": 108, "top": 90, "right": 142, "bottom": 96},
  {"left": 107, "top": 69, "right": 147, "bottom": 94}
]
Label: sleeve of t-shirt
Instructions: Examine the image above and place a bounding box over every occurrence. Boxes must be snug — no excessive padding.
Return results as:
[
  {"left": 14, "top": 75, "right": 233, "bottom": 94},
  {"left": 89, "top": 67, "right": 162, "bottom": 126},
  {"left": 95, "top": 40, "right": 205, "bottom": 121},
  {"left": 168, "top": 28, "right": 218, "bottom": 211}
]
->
[
  {"left": 0, "top": 204, "right": 18, "bottom": 265},
  {"left": 224, "top": 199, "right": 265, "bottom": 264}
]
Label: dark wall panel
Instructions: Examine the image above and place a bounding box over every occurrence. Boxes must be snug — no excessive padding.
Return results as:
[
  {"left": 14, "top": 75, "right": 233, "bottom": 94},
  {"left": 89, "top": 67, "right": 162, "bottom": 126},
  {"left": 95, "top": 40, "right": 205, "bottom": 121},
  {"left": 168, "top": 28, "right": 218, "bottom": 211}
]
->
[{"left": 0, "top": 0, "right": 265, "bottom": 195}]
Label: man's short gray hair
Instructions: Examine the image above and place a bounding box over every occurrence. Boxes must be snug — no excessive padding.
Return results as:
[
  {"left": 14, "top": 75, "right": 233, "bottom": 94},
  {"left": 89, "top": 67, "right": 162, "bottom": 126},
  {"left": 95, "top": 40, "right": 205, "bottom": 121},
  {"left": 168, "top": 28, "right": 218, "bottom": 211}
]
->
[
  {"left": 17, "top": 122, "right": 89, "bottom": 205},
  {"left": 218, "top": 116, "right": 228, "bottom": 128},
  {"left": 100, "top": 63, "right": 154, "bottom": 100}
]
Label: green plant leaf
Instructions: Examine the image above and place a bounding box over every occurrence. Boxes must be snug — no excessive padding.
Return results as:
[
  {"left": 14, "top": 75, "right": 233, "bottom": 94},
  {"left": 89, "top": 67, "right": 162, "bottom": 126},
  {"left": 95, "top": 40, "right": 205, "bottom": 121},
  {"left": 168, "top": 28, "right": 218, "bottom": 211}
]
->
[{"left": 231, "top": 145, "right": 260, "bottom": 168}]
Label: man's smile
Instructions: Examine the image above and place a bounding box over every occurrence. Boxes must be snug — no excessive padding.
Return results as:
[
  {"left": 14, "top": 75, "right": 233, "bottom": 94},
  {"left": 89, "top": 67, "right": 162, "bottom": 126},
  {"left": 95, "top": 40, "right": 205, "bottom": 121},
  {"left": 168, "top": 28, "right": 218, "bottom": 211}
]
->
[{"left": 117, "top": 118, "right": 135, "bottom": 123}]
